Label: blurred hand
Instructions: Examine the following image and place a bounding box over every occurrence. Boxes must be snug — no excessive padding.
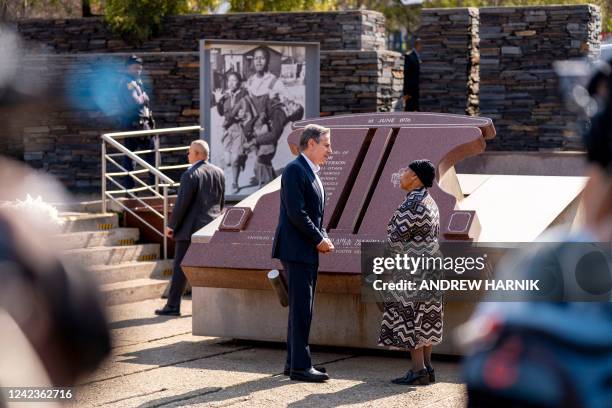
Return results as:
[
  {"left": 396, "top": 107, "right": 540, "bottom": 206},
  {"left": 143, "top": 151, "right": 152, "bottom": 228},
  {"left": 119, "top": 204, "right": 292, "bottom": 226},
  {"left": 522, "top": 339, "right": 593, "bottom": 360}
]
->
[{"left": 165, "top": 227, "right": 174, "bottom": 238}]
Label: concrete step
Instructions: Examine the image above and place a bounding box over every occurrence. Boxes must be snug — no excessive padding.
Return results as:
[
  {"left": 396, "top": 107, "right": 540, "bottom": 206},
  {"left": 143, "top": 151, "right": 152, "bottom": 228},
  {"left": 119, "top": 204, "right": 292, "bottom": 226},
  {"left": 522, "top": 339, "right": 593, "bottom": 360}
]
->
[
  {"left": 59, "top": 212, "right": 119, "bottom": 233},
  {"left": 56, "top": 228, "right": 140, "bottom": 250},
  {"left": 61, "top": 244, "right": 160, "bottom": 266},
  {"left": 101, "top": 278, "right": 168, "bottom": 306},
  {"left": 90, "top": 260, "right": 173, "bottom": 285}
]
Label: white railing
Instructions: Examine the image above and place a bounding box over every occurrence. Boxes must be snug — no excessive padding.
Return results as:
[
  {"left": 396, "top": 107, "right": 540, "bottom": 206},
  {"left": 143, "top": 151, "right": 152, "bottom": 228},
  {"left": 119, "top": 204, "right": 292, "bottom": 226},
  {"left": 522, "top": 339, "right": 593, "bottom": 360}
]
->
[{"left": 101, "top": 125, "right": 202, "bottom": 259}]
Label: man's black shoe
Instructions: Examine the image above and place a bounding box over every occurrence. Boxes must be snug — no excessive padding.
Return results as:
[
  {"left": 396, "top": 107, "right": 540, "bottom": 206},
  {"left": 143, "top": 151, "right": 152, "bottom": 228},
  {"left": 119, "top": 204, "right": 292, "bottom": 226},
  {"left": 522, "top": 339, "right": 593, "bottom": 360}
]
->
[
  {"left": 289, "top": 367, "right": 329, "bottom": 382},
  {"left": 154, "top": 305, "right": 180, "bottom": 316},
  {"left": 284, "top": 365, "right": 326, "bottom": 376}
]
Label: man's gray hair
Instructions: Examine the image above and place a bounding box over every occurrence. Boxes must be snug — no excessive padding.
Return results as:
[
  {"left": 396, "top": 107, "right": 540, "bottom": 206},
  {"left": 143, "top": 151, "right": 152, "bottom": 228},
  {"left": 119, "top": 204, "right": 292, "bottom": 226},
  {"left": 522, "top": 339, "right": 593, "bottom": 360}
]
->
[
  {"left": 299, "top": 124, "right": 330, "bottom": 152},
  {"left": 191, "top": 139, "right": 209, "bottom": 158}
]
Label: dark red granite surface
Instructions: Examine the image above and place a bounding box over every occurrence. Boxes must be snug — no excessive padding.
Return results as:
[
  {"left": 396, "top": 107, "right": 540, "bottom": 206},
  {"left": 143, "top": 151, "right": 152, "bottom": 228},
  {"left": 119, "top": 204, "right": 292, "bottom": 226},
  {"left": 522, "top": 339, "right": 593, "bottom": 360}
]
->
[{"left": 182, "top": 112, "right": 495, "bottom": 276}]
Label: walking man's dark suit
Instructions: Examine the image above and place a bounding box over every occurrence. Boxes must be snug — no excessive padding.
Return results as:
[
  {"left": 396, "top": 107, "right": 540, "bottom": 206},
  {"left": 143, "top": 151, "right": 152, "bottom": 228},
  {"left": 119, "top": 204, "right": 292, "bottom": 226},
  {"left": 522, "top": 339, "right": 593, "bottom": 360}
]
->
[
  {"left": 403, "top": 42, "right": 422, "bottom": 112},
  {"left": 156, "top": 140, "right": 225, "bottom": 316},
  {"left": 272, "top": 124, "right": 334, "bottom": 383}
]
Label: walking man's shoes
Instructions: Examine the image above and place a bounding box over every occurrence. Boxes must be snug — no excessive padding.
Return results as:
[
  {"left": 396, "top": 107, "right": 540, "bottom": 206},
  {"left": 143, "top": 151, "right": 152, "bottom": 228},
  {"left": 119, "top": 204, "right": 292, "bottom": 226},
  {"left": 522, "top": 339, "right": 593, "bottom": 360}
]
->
[
  {"left": 289, "top": 367, "right": 330, "bottom": 382},
  {"left": 154, "top": 305, "right": 181, "bottom": 316},
  {"left": 284, "top": 365, "right": 326, "bottom": 376},
  {"left": 391, "top": 369, "right": 430, "bottom": 385}
]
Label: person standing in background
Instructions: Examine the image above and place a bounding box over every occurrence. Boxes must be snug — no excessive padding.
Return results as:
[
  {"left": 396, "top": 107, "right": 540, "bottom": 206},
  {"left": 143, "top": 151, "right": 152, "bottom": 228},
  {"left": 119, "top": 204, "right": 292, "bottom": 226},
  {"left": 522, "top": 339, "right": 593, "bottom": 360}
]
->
[
  {"left": 117, "top": 55, "right": 156, "bottom": 189},
  {"left": 403, "top": 37, "right": 422, "bottom": 112},
  {"left": 155, "top": 140, "right": 225, "bottom": 316}
]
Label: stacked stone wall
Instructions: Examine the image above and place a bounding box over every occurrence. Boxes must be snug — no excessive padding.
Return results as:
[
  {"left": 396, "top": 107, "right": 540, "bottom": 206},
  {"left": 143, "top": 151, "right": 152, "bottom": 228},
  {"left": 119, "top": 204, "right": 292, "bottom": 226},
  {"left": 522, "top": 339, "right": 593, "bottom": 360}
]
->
[
  {"left": 419, "top": 8, "right": 480, "bottom": 116},
  {"left": 17, "top": 11, "right": 386, "bottom": 53},
  {"left": 478, "top": 5, "right": 601, "bottom": 150},
  {"left": 5, "top": 51, "right": 401, "bottom": 192}
]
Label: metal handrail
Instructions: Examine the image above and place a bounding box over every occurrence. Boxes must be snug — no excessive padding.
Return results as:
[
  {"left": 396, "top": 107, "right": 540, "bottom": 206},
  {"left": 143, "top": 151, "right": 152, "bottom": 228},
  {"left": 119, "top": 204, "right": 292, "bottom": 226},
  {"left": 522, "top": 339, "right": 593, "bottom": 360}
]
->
[{"left": 101, "top": 125, "right": 202, "bottom": 259}]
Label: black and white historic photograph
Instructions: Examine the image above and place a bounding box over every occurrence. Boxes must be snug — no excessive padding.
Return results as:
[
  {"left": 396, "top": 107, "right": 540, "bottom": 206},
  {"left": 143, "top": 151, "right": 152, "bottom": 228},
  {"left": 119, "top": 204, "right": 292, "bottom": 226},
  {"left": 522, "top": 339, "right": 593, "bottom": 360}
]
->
[{"left": 205, "top": 42, "right": 313, "bottom": 197}]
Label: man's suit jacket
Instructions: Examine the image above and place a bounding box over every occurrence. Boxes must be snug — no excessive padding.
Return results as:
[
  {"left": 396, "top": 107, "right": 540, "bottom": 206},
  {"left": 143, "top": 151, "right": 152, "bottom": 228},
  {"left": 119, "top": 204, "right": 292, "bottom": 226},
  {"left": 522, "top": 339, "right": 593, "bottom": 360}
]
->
[
  {"left": 272, "top": 154, "right": 327, "bottom": 265},
  {"left": 403, "top": 50, "right": 420, "bottom": 111},
  {"left": 170, "top": 160, "right": 225, "bottom": 241}
]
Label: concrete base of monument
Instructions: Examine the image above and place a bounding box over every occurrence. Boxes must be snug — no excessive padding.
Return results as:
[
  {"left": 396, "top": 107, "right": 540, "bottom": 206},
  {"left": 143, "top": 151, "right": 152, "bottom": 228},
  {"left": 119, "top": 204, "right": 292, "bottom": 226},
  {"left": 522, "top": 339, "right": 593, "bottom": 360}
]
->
[{"left": 191, "top": 286, "right": 475, "bottom": 356}]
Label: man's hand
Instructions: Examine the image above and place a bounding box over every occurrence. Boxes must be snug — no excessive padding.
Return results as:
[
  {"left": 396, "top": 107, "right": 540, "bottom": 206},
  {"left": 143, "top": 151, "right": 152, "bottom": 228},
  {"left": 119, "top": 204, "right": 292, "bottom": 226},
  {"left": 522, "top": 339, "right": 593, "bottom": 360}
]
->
[
  {"left": 165, "top": 227, "right": 174, "bottom": 238},
  {"left": 316, "top": 238, "right": 335, "bottom": 254},
  {"left": 403, "top": 94, "right": 411, "bottom": 102}
]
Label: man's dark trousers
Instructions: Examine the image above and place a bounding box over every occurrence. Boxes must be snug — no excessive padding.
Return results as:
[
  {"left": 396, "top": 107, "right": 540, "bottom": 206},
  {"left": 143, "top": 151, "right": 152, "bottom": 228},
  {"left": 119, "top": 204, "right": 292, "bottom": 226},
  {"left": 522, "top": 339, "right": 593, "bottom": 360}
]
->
[
  {"left": 166, "top": 240, "right": 190, "bottom": 309},
  {"left": 123, "top": 134, "right": 155, "bottom": 189},
  {"left": 283, "top": 260, "right": 318, "bottom": 371}
]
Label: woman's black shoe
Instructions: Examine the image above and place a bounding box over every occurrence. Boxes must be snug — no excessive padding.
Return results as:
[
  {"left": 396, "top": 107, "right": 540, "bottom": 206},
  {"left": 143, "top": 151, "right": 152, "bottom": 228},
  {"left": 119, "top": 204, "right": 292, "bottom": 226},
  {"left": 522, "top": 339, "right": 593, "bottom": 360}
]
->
[
  {"left": 391, "top": 369, "right": 430, "bottom": 385},
  {"left": 425, "top": 365, "right": 435, "bottom": 383}
]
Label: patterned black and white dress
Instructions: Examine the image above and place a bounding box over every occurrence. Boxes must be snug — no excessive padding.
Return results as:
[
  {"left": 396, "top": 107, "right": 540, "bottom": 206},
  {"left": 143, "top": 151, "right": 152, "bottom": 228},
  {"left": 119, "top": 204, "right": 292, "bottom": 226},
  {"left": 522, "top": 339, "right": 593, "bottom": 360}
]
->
[{"left": 378, "top": 187, "right": 444, "bottom": 349}]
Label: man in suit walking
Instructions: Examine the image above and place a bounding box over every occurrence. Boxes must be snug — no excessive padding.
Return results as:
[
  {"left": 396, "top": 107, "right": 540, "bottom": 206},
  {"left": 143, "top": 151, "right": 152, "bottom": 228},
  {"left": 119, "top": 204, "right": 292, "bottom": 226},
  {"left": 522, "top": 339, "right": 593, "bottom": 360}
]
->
[
  {"left": 403, "top": 37, "right": 422, "bottom": 112},
  {"left": 272, "top": 124, "right": 334, "bottom": 382},
  {"left": 155, "top": 140, "right": 225, "bottom": 316}
]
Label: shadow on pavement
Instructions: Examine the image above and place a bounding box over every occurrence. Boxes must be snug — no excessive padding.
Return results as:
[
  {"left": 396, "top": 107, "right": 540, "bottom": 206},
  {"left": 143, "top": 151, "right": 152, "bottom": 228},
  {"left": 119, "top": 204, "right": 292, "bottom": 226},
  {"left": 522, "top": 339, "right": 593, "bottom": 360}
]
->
[{"left": 109, "top": 314, "right": 192, "bottom": 330}]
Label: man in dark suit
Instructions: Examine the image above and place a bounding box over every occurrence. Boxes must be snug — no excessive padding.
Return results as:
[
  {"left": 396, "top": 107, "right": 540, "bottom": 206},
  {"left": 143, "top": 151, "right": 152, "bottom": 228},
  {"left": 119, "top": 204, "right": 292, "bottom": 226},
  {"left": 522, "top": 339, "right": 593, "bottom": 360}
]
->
[
  {"left": 403, "top": 37, "right": 422, "bottom": 112},
  {"left": 155, "top": 140, "right": 225, "bottom": 316},
  {"left": 272, "top": 124, "right": 334, "bottom": 382}
]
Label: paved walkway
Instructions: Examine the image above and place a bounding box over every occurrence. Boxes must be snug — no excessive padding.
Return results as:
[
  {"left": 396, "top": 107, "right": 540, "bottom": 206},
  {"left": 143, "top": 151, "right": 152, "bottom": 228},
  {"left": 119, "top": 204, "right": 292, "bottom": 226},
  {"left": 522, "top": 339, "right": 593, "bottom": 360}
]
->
[{"left": 73, "top": 299, "right": 466, "bottom": 407}]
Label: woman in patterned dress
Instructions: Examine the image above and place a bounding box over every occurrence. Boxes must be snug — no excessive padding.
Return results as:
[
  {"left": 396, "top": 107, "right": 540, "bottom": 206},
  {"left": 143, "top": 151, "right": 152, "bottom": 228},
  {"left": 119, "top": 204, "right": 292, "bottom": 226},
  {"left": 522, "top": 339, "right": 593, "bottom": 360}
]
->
[{"left": 378, "top": 159, "right": 443, "bottom": 385}]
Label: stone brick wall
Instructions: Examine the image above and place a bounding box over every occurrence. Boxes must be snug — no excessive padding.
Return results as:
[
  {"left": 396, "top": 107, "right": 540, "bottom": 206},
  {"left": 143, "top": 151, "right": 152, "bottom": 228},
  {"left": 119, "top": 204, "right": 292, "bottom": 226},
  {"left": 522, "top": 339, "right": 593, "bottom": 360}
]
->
[
  {"left": 320, "top": 50, "right": 403, "bottom": 115},
  {"left": 5, "top": 50, "right": 401, "bottom": 192},
  {"left": 419, "top": 8, "right": 480, "bottom": 116},
  {"left": 478, "top": 5, "right": 601, "bottom": 150},
  {"left": 16, "top": 10, "right": 386, "bottom": 53}
]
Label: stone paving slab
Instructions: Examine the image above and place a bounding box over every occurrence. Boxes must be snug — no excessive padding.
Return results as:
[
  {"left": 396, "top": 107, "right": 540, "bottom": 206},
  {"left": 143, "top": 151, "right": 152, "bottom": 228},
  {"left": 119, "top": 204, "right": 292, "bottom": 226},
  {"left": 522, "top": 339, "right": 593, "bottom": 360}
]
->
[{"left": 73, "top": 298, "right": 465, "bottom": 408}]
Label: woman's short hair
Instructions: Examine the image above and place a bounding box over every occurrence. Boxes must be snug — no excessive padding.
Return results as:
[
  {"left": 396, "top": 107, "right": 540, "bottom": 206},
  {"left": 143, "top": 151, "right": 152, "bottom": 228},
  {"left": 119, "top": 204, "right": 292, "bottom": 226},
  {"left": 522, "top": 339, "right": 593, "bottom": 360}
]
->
[{"left": 299, "top": 124, "right": 330, "bottom": 152}]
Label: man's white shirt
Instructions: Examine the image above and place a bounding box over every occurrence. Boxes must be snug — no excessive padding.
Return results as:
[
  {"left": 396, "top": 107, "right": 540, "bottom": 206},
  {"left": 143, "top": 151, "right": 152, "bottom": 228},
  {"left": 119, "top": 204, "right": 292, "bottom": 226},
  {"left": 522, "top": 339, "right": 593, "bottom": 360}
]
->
[{"left": 301, "top": 153, "right": 324, "bottom": 204}]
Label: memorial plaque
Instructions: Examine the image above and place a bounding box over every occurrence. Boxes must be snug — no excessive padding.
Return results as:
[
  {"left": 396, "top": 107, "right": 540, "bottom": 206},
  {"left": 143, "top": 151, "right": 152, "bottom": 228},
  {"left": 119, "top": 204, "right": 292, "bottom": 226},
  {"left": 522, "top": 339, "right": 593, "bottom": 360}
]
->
[
  {"left": 445, "top": 210, "right": 481, "bottom": 240},
  {"left": 219, "top": 207, "right": 252, "bottom": 232},
  {"left": 182, "top": 112, "right": 496, "bottom": 281}
]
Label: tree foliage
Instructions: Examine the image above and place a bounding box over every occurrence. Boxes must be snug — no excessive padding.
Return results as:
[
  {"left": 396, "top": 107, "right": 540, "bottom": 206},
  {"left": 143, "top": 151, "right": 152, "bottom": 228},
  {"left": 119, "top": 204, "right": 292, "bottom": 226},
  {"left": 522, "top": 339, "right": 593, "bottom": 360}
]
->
[
  {"left": 103, "top": 0, "right": 221, "bottom": 42},
  {"left": 99, "top": 0, "right": 608, "bottom": 43}
]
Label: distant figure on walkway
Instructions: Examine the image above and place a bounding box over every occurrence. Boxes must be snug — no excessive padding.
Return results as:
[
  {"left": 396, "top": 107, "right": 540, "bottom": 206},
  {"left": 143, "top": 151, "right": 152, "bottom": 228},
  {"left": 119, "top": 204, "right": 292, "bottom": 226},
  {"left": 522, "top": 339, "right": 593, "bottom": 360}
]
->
[
  {"left": 272, "top": 124, "right": 334, "bottom": 383},
  {"left": 403, "top": 38, "right": 422, "bottom": 112},
  {"left": 117, "top": 55, "right": 156, "bottom": 189},
  {"left": 155, "top": 140, "right": 225, "bottom": 316},
  {"left": 379, "top": 159, "right": 442, "bottom": 386}
]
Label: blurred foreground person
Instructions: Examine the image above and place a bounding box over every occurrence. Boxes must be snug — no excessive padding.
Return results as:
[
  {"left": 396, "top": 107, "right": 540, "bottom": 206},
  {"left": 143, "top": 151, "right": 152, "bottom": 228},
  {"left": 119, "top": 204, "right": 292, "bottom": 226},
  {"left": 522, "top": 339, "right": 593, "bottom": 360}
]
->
[
  {"left": 461, "top": 61, "right": 612, "bottom": 407},
  {"left": 0, "top": 30, "right": 111, "bottom": 399},
  {"left": 0, "top": 157, "right": 111, "bottom": 394}
]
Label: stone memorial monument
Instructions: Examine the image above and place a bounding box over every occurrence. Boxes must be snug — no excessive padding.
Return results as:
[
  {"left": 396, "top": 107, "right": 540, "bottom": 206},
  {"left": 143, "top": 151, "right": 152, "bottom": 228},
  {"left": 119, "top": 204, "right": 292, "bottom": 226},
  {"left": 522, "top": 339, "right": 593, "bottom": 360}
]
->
[{"left": 182, "top": 112, "right": 585, "bottom": 354}]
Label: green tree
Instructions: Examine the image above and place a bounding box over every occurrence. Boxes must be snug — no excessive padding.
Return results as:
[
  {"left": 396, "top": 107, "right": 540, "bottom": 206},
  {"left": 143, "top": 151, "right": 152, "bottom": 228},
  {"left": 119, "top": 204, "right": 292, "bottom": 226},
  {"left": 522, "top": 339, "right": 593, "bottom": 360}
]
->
[{"left": 103, "top": 0, "right": 222, "bottom": 42}]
